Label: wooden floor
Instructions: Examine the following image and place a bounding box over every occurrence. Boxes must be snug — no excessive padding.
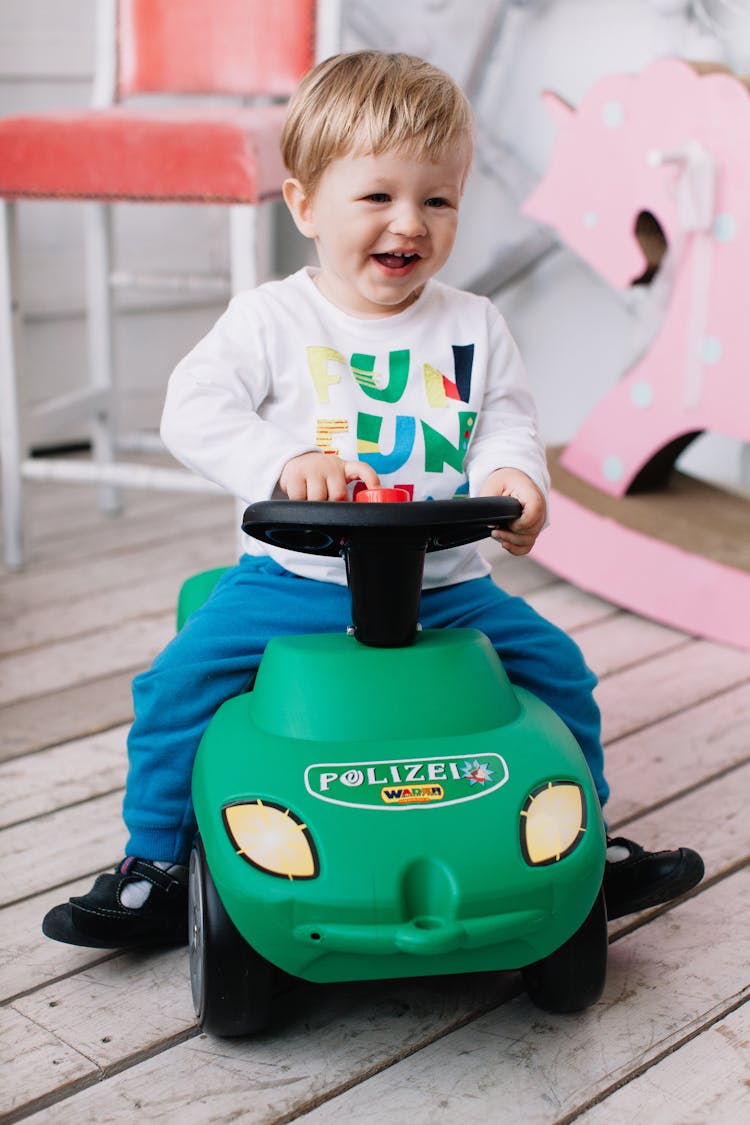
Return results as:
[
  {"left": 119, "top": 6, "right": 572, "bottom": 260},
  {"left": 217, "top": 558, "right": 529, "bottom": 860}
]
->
[{"left": 2, "top": 472, "right": 749, "bottom": 1124}]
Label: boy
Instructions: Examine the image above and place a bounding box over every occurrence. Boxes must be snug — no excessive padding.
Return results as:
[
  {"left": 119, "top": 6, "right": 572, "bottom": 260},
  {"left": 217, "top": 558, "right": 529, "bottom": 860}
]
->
[{"left": 43, "top": 51, "right": 703, "bottom": 950}]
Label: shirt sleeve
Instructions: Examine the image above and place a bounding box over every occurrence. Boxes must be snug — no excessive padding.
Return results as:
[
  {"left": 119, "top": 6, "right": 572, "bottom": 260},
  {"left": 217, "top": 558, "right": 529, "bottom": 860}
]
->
[
  {"left": 465, "top": 304, "right": 550, "bottom": 504},
  {"left": 160, "top": 294, "right": 318, "bottom": 502}
]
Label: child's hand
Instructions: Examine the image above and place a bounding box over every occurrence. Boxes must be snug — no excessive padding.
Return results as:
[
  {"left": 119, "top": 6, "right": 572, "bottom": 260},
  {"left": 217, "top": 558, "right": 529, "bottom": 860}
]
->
[
  {"left": 279, "top": 452, "right": 380, "bottom": 501},
  {"left": 480, "top": 467, "right": 546, "bottom": 556}
]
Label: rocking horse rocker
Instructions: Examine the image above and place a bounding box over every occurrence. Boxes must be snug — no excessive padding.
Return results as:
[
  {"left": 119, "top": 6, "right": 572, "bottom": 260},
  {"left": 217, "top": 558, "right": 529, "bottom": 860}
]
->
[{"left": 522, "top": 59, "right": 750, "bottom": 652}]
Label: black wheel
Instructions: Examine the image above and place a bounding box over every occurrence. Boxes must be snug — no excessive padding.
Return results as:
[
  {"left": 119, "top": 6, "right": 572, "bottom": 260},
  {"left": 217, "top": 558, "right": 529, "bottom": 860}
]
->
[
  {"left": 189, "top": 836, "right": 274, "bottom": 1036},
  {"left": 522, "top": 888, "right": 608, "bottom": 1013}
]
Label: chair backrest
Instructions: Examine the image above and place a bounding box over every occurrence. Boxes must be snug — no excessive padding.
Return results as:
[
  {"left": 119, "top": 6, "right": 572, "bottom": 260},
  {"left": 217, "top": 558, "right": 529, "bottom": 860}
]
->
[{"left": 116, "top": 0, "right": 318, "bottom": 99}]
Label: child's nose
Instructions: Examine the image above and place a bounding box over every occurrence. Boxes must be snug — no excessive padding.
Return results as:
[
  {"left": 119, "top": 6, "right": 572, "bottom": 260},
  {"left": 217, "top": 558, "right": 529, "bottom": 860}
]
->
[{"left": 389, "top": 202, "right": 427, "bottom": 238}]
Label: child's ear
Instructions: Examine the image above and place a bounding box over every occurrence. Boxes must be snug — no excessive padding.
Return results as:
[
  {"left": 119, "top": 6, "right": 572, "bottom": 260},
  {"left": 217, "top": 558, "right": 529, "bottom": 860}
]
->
[{"left": 283, "top": 178, "right": 316, "bottom": 238}]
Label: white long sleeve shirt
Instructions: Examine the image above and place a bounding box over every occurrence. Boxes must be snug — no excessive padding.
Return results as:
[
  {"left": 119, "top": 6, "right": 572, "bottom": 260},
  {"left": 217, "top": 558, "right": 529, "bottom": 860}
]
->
[{"left": 161, "top": 267, "right": 549, "bottom": 587}]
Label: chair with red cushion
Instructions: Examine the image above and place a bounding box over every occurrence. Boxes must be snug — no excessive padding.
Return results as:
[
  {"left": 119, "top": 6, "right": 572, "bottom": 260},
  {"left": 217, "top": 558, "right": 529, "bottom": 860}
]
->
[{"left": 0, "top": 0, "right": 338, "bottom": 567}]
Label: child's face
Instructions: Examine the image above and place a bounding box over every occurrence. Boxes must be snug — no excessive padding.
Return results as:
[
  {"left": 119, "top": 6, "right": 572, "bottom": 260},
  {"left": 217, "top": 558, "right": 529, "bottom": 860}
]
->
[{"left": 284, "top": 146, "right": 469, "bottom": 318}]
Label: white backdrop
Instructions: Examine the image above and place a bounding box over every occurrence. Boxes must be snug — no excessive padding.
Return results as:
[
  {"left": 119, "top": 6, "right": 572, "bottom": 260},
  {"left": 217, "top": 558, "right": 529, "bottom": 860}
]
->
[{"left": 2, "top": 0, "right": 749, "bottom": 486}]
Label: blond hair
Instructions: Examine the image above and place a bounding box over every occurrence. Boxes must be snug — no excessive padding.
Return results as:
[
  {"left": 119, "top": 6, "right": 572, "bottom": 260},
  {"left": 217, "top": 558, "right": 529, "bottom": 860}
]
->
[{"left": 281, "top": 51, "right": 474, "bottom": 193}]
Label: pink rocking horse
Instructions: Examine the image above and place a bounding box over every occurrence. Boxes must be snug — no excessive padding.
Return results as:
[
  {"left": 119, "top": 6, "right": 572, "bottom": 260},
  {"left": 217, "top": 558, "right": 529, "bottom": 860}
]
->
[{"left": 522, "top": 59, "right": 750, "bottom": 651}]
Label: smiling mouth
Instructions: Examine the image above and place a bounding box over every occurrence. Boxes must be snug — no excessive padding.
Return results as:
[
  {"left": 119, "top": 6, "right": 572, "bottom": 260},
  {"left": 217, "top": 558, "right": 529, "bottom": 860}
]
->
[{"left": 372, "top": 251, "right": 421, "bottom": 270}]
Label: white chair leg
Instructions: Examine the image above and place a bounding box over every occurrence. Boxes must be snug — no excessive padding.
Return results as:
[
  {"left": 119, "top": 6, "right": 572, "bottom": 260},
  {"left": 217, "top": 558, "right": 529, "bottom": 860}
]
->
[
  {"left": 229, "top": 203, "right": 258, "bottom": 294},
  {"left": 229, "top": 203, "right": 268, "bottom": 556},
  {"left": 84, "top": 200, "right": 122, "bottom": 514},
  {"left": 0, "top": 200, "right": 25, "bottom": 569}
]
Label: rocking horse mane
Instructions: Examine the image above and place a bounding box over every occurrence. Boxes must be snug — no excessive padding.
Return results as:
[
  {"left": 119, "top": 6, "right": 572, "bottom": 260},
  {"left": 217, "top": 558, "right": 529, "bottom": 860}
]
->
[{"left": 687, "top": 59, "right": 750, "bottom": 93}]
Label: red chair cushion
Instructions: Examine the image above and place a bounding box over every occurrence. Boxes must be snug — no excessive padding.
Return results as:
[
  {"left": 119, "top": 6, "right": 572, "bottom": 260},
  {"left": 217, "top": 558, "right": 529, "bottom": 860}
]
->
[{"left": 0, "top": 104, "right": 289, "bottom": 203}]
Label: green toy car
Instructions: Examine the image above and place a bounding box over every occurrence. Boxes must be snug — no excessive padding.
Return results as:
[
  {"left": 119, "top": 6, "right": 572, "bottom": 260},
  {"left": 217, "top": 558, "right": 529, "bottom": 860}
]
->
[{"left": 184, "top": 495, "right": 608, "bottom": 1036}]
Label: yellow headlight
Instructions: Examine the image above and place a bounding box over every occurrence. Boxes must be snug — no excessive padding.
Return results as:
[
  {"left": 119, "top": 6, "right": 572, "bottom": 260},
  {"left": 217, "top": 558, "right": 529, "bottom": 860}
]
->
[
  {"left": 520, "top": 782, "right": 586, "bottom": 865},
  {"left": 223, "top": 800, "right": 319, "bottom": 880}
]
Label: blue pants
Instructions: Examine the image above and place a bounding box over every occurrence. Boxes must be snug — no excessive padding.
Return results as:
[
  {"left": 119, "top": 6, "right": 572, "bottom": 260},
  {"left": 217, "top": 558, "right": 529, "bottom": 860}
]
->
[{"left": 124, "top": 555, "right": 608, "bottom": 862}]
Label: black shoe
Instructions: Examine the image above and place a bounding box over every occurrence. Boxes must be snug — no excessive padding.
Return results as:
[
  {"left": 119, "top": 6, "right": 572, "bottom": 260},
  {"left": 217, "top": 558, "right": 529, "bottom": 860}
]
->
[
  {"left": 42, "top": 858, "right": 188, "bottom": 949},
  {"left": 603, "top": 836, "right": 705, "bottom": 920}
]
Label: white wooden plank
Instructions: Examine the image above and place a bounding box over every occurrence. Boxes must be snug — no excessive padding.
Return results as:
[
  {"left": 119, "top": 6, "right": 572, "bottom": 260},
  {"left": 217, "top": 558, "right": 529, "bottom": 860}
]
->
[
  {"left": 0, "top": 877, "right": 120, "bottom": 1003},
  {"left": 0, "top": 532, "right": 619, "bottom": 714},
  {"left": 0, "top": 470, "right": 175, "bottom": 548},
  {"left": 16, "top": 872, "right": 750, "bottom": 1125},
  {"left": 526, "top": 581, "right": 617, "bottom": 633},
  {"left": 0, "top": 669, "right": 135, "bottom": 760},
  {"left": 0, "top": 479, "right": 234, "bottom": 576},
  {"left": 2, "top": 469, "right": 747, "bottom": 1122},
  {"left": 0, "top": 509, "right": 233, "bottom": 621},
  {"left": 597, "top": 640, "right": 750, "bottom": 744},
  {"left": 0, "top": 1006, "right": 97, "bottom": 1120},
  {"left": 11, "top": 946, "right": 196, "bottom": 1070},
  {"left": 575, "top": 611, "right": 687, "bottom": 679},
  {"left": 7, "top": 758, "right": 748, "bottom": 1113},
  {"left": 263, "top": 872, "right": 750, "bottom": 1125},
  {"left": 14, "top": 969, "right": 519, "bottom": 1122},
  {"left": 1, "top": 791, "right": 124, "bottom": 906},
  {"left": 0, "top": 726, "right": 127, "bottom": 827},
  {"left": 6, "top": 734, "right": 746, "bottom": 1011},
  {"left": 8, "top": 786, "right": 746, "bottom": 1119},
  {"left": 2, "top": 570, "right": 193, "bottom": 656},
  {"left": 31, "top": 490, "right": 233, "bottom": 569},
  {"left": 0, "top": 613, "right": 174, "bottom": 706},
  {"left": 605, "top": 760, "right": 750, "bottom": 938},
  {"left": 606, "top": 761, "right": 750, "bottom": 946},
  {"left": 604, "top": 680, "right": 750, "bottom": 825},
  {"left": 577, "top": 1002, "right": 750, "bottom": 1123},
  {"left": 480, "top": 540, "right": 559, "bottom": 597}
]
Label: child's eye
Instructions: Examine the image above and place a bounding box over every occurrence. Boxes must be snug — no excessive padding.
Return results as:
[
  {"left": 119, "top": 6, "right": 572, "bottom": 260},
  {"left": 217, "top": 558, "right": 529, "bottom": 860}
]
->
[
  {"left": 426, "top": 197, "right": 450, "bottom": 208},
  {"left": 365, "top": 193, "right": 390, "bottom": 203}
]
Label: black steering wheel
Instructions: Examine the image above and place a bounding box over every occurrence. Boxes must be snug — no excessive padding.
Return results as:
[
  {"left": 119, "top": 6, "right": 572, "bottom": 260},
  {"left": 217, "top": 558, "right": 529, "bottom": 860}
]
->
[
  {"left": 242, "top": 497, "right": 522, "bottom": 648},
  {"left": 242, "top": 497, "right": 521, "bottom": 554}
]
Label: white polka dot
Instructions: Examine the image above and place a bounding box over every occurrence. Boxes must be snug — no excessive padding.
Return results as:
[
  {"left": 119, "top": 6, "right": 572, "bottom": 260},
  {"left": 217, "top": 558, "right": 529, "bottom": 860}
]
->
[
  {"left": 631, "top": 381, "right": 653, "bottom": 408},
  {"left": 701, "top": 337, "right": 722, "bottom": 364},
  {"left": 603, "top": 455, "right": 624, "bottom": 482},
  {"left": 583, "top": 211, "right": 598, "bottom": 229},
  {"left": 602, "top": 101, "right": 624, "bottom": 128},
  {"left": 713, "top": 214, "right": 737, "bottom": 242}
]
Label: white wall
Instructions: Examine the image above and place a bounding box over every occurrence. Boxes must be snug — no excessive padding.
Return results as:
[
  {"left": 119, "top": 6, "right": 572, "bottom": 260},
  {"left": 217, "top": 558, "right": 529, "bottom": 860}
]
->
[{"left": 3, "top": 0, "right": 749, "bottom": 485}]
